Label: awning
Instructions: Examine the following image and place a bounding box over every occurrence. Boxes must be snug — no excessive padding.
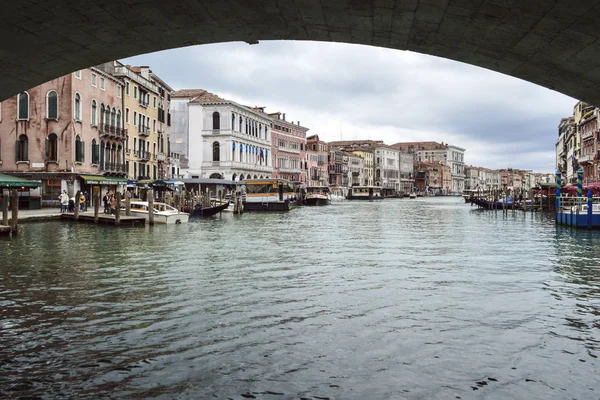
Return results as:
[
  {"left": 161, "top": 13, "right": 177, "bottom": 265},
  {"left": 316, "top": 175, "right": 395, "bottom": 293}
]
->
[
  {"left": 80, "top": 174, "right": 127, "bottom": 185},
  {"left": 0, "top": 173, "right": 41, "bottom": 188}
]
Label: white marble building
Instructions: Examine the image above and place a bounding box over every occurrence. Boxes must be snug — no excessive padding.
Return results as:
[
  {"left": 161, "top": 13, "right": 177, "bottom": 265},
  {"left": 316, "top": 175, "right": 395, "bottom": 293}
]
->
[{"left": 171, "top": 89, "right": 273, "bottom": 180}]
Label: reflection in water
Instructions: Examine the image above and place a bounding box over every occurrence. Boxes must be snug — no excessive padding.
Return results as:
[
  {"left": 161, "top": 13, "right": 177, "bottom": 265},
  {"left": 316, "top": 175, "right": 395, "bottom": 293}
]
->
[{"left": 0, "top": 198, "right": 599, "bottom": 399}]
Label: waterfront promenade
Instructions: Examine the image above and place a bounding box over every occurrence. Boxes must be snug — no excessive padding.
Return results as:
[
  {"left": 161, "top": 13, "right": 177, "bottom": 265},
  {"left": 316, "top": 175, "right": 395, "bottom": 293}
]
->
[{"left": 0, "top": 208, "right": 62, "bottom": 223}]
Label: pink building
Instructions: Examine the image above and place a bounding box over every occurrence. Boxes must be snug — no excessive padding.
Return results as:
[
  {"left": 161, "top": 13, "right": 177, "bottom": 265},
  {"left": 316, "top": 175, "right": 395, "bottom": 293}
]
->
[
  {"left": 306, "top": 134, "right": 329, "bottom": 186},
  {"left": 267, "top": 112, "right": 308, "bottom": 183},
  {"left": 0, "top": 67, "right": 126, "bottom": 207}
]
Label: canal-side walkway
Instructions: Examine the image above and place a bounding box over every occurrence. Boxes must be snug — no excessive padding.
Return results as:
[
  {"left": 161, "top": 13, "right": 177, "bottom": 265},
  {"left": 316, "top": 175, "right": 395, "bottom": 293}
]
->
[{"left": 0, "top": 208, "right": 62, "bottom": 222}]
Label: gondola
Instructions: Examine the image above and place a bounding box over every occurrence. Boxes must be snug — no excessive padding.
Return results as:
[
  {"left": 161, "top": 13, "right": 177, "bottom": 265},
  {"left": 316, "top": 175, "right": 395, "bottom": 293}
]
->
[{"left": 191, "top": 201, "right": 230, "bottom": 217}]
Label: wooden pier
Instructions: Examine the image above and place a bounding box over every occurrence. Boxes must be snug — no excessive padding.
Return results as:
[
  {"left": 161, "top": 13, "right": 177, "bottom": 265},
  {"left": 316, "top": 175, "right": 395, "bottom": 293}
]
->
[{"left": 61, "top": 212, "right": 145, "bottom": 226}]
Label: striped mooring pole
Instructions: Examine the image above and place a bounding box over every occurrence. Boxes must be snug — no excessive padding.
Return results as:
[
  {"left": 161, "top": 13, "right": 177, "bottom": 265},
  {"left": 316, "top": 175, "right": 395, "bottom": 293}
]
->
[
  {"left": 577, "top": 167, "right": 583, "bottom": 197},
  {"left": 555, "top": 169, "right": 561, "bottom": 213}
]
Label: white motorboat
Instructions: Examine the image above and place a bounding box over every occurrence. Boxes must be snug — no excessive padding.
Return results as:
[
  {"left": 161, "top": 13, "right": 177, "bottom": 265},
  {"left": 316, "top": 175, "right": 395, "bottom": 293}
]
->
[
  {"left": 304, "top": 186, "right": 331, "bottom": 206},
  {"left": 128, "top": 201, "right": 189, "bottom": 224},
  {"left": 409, "top": 192, "right": 417, "bottom": 199}
]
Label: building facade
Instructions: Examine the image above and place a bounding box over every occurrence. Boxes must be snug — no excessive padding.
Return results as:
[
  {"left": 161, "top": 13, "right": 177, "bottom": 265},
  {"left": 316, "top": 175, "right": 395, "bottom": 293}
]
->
[
  {"left": 373, "top": 146, "right": 399, "bottom": 191},
  {"left": 267, "top": 111, "right": 308, "bottom": 183},
  {"left": 306, "top": 134, "right": 329, "bottom": 186},
  {"left": 0, "top": 66, "right": 125, "bottom": 206}
]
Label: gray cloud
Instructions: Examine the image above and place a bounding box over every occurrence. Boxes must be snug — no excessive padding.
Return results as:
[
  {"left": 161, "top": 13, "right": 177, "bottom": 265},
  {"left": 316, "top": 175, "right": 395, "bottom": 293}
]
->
[{"left": 125, "top": 41, "right": 576, "bottom": 172}]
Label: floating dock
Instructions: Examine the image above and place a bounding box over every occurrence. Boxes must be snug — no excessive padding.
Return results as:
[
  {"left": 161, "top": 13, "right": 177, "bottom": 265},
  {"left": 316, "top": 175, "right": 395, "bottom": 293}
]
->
[{"left": 60, "top": 212, "right": 146, "bottom": 226}]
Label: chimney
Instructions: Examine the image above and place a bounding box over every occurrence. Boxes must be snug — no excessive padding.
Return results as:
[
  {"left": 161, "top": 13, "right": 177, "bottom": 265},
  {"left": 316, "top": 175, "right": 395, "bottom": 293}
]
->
[
  {"left": 282, "top": 113, "right": 286, "bottom": 121},
  {"left": 297, "top": 121, "right": 300, "bottom": 125},
  {"left": 140, "top": 66, "right": 151, "bottom": 79}
]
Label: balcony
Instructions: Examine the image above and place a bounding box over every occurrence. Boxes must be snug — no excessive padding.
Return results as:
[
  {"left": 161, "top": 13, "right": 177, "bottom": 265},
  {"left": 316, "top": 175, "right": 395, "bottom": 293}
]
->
[
  {"left": 278, "top": 167, "right": 302, "bottom": 174},
  {"left": 139, "top": 98, "right": 149, "bottom": 108},
  {"left": 279, "top": 147, "right": 301, "bottom": 154},
  {"left": 201, "top": 160, "right": 273, "bottom": 173},
  {"left": 579, "top": 153, "right": 594, "bottom": 164},
  {"left": 157, "top": 152, "right": 166, "bottom": 161},
  {"left": 138, "top": 126, "right": 150, "bottom": 137},
  {"left": 99, "top": 124, "right": 126, "bottom": 140},
  {"left": 103, "top": 162, "right": 127, "bottom": 175},
  {"left": 139, "top": 151, "right": 151, "bottom": 161}
]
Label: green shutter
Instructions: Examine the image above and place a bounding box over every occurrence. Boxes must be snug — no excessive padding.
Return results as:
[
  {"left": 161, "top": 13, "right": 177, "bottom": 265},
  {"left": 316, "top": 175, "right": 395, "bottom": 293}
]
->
[
  {"left": 82, "top": 141, "right": 85, "bottom": 163},
  {"left": 24, "top": 140, "right": 28, "bottom": 161},
  {"left": 15, "top": 140, "right": 20, "bottom": 161},
  {"left": 45, "top": 138, "right": 49, "bottom": 161}
]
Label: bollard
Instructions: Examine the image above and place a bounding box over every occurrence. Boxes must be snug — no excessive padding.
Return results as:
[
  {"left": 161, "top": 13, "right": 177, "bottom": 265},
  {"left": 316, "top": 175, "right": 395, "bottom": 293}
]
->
[
  {"left": 148, "top": 189, "right": 154, "bottom": 225},
  {"left": 2, "top": 189, "right": 8, "bottom": 226},
  {"left": 125, "top": 192, "right": 131, "bottom": 216},
  {"left": 10, "top": 189, "right": 18, "bottom": 234},
  {"left": 94, "top": 193, "right": 100, "bottom": 223},
  {"left": 74, "top": 190, "right": 80, "bottom": 220},
  {"left": 115, "top": 192, "right": 121, "bottom": 226}
]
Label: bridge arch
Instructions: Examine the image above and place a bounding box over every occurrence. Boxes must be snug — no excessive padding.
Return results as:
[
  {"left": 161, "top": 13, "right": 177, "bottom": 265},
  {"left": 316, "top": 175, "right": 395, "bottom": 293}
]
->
[{"left": 0, "top": 1, "right": 597, "bottom": 105}]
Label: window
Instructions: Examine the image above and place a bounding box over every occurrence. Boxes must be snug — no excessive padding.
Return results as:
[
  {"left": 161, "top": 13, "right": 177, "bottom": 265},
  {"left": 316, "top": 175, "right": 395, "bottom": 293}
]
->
[
  {"left": 47, "top": 90, "right": 58, "bottom": 120},
  {"left": 134, "top": 86, "right": 137, "bottom": 99},
  {"left": 91, "top": 73, "right": 97, "bottom": 87},
  {"left": 153, "top": 97, "right": 156, "bottom": 108},
  {"left": 74, "top": 70, "right": 81, "bottom": 79},
  {"left": 212, "top": 112, "right": 221, "bottom": 130},
  {"left": 212, "top": 142, "right": 220, "bottom": 161},
  {"left": 74, "top": 93, "right": 81, "bottom": 121},
  {"left": 125, "top": 108, "right": 129, "bottom": 124},
  {"left": 111, "top": 108, "right": 116, "bottom": 126},
  {"left": 116, "top": 110, "right": 121, "bottom": 128},
  {"left": 153, "top": 119, "right": 156, "bottom": 132},
  {"left": 126, "top": 82, "right": 130, "bottom": 96},
  {"left": 100, "top": 77, "right": 105, "bottom": 90},
  {"left": 117, "top": 85, "right": 122, "bottom": 98},
  {"left": 100, "top": 104, "right": 105, "bottom": 125},
  {"left": 133, "top": 111, "right": 137, "bottom": 126},
  {"left": 75, "top": 135, "right": 84, "bottom": 163},
  {"left": 91, "top": 139, "right": 99, "bottom": 165},
  {"left": 46, "top": 133, "right": 58, "bottom": 162},
  {"left": 15, "top": 134, "right": 28, "bottom": 161},
  {"left": 91, "top": 100, "right": 97, "bottom": 126},
  {"left": 17, "top": 92, "right": 29, "bottom": 120}
]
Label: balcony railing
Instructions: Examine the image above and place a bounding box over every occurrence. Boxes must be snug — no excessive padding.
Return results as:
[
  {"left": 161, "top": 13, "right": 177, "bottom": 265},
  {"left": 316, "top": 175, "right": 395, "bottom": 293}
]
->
[
  {"left": 102, "top": 162, "right": 127, "bottom": 174},
  {"left": 278, "top": 167, "right": 302, "bottom": 174},
  {"left": 279, "top": 147, "right": 301, "bottom": 154},
  {"left": 201, "top": 160, "right": 272, "bottom": 173},
  {"left": 139, "top": 151, "right": 151, "bottom": 161},
  {"left": 157, "top": 152, "right": 166, "bottom": 161},
  {"left": 139, "top": 98, "right": 149, "bottom": 108},
  {"left": 99, "top": 124, "right": 126, "bottom": 140},
  {"left": 579, "top": 153, "right": 594, "bottom": 163},
  {"left": 138, "top": 126, "right": 150, "bottom": 136}
]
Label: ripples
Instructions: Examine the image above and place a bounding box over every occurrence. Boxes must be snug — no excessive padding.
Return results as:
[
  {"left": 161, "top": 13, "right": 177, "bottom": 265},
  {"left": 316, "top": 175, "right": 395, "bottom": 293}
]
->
[{"left": 1, "top": 198, "right": 599, "bottom": 398}]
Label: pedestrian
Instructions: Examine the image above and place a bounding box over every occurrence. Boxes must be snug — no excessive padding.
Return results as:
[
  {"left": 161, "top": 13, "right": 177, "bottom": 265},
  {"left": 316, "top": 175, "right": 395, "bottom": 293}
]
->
[
  {"left": 58, "top": 190, "right": 68, "bottom": 213},
  {"left": 103, "top": 192, "right": 110, "bottom": 214},
  {"left": 79, "top": 192, "right": 86, "bottom": 211},
  {"left": 68, "top": 196, "right": 75, "bottom": 213},
  {"left": 84, "top": 191, "right": 90, "bottom": 211}
]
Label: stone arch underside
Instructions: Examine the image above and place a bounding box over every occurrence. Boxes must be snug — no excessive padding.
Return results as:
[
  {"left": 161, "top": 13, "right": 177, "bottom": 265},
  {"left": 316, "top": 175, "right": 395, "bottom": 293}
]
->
[{"left": 1, "top": 0, "right": 599, "bottom": 105}]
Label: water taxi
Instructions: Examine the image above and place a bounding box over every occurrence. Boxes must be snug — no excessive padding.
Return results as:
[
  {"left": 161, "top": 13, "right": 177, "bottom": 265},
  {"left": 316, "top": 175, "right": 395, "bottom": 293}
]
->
[
  {"left": 347, "top": 186, "right": 383, "bottom": 200},
  {"left": 128, "top": 201, "right": 189, "bottom": 224},
  {"left": 242, "top": 179, "right": 296, "bottom": 212},
  {"left": 304, "top": 186, "right": 331, "bottom": 206}
]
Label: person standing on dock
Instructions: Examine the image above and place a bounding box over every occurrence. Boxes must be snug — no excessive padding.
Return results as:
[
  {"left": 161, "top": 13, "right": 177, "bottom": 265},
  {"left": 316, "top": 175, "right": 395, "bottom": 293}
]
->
[
  {"left": 58, "top": 190, "right": 68, "bottom": 213},
  {"left": 79, "top": 192, "right": 86, "bottom": 212},
  {"left": 109, "top": 194, "right": 116, "bottom": 215},
  {"left": 103, "top": 192, "right": 110, "bottom": 214},
  {"left": 84, "top": 191, "right": 90, "bottom": 211}
]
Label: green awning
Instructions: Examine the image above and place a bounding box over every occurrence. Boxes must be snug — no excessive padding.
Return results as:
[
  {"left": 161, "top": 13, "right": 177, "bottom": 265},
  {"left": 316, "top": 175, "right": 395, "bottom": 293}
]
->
[
  {"left": 0, "top": 173, "right": 41, "bottom": 188},
  {"left": 80, "top": 175, "right": 127, "bottom": 185}
]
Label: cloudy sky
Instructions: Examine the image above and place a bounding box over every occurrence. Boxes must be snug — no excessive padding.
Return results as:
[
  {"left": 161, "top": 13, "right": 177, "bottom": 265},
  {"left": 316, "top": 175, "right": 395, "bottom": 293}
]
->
[{"left": 124, "top": 41, "right": 576, "bottom": 173}]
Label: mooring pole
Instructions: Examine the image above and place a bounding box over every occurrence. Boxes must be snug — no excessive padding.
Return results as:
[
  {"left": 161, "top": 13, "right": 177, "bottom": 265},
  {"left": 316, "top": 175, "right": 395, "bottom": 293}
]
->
[
  {"left": 2, "top": 189, "right": 9, "bottom": 226},
  {"left": 10, "top": 189, "right": 18, "bottom": 234}
]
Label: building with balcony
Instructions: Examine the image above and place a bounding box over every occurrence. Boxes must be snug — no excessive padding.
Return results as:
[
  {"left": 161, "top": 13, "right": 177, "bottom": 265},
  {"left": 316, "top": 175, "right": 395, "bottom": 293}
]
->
[
  {"left": 306, "top": 134, "right": 329, "bottom": 187},
  {"left": 0, "top": 65, "right": 125, "bottom": 206},
  {"left": 264, "top": 111, "right": 308, "bottom": 183},
  {"left": 373, "top": 146, "right": 400, "bottom": 192},
  {"left": 345, "top": 152, "right": 363, "bottom": 187},
  {"left": 578, "top": 107, "right": 598, "bottom": 183},
  {"left": 328, "top": 150, "right": 345, "bottom": 187},
  {"left": 328, "top": 140, "right": 382, "bottom": 187},
  {"left": 171, "top": 89, "right": 273, "bottom": 180},
  {"left": 97, "top": 61, "right": 170, "bottom": 181}
]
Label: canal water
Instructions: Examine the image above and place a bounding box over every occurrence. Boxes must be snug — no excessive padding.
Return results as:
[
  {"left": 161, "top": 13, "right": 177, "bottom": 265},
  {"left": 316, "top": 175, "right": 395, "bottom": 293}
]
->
[{"left": 0, "top": 197, "right": 598, "bottom": 399}]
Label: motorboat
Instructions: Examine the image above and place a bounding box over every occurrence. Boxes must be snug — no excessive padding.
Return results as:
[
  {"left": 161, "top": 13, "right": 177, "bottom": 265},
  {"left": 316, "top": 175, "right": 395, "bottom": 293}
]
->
[
  {"left": 304, "top": 186, "right": 331, "bottom": 206},
  {"left": 347, "top": 186, "right": 383, "bottom": 200},
  {"left": 191, "top": 200, "right": 231, "bottom": 217},
  {"left": 241, "top": 179, "right": 296, "bottom": 211},
  {"left": 128, "top": 201, "right": 189, "bottom": 224},
  {"left": 409, "top": 192, "right": 417, "bottom": 199}
]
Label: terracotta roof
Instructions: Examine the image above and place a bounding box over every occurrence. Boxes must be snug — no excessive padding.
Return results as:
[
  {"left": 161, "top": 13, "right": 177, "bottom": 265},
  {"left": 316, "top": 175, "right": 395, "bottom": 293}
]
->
[
  {"left": 172, "top": 89, "right": 208, "bottom": 98},
  {"left": 190, "top": 91, "right": 228, "bottom": 104}
]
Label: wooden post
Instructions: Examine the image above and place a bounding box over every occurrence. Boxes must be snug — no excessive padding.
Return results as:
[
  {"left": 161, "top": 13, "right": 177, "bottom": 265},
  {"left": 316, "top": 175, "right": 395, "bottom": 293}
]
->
[
  {"left": 74, "top": 190, "right": 80, "bottom": 220},
  {"left": 2, "top": 189, "right": 8, "bottom": 226},
  {"left": 115, "top": 191, "right": 121, "bottom": 226},
  {"left": 10, "top": 189, "right": 18, "bottom": 234},
  {"left": 148, "top": 188, "right": 154, "bottom": 225},
  {"left": 125, "top": 192, "right": 131, "bottom": 216},
  {"left": 94, "top": 193, "right": 100, "bottom": 223}
]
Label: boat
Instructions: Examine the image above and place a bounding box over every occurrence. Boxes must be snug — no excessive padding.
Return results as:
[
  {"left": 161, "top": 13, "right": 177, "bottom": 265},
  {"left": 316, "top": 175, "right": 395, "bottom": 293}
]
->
[
  {"left": 409, "top": 192, "right": 417, "bottom": 199},
  {"left": 191, "top": 200, "right": 231, "bottom": 217},
  {"left": 347, "top": 186, "right": 383, "bottom": 200},
  {"left": 127, "top": 201, "right": 189, "bottom": 224},
  {"left": 304, "top": 186, "right": 331, "bottom": 206},
  {"left": 241, "top": 179, "right": 297, "bottom": 212}
]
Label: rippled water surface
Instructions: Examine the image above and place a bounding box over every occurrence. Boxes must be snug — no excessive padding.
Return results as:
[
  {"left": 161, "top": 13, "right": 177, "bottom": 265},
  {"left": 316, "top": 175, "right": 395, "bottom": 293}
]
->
[{"left": 1, "top": 197, "right": 599, "bottom": 399}]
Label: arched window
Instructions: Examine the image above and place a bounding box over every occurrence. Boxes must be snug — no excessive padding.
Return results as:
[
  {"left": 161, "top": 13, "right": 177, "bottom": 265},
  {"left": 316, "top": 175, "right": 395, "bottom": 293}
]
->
[
  {"left": 105, "top": 106, "right": 110, "bottom": 126},
  {"left": 75, "top": 135, "right": 84, "bottom": 163},
  {"left": 91, "top": 139, "right": 98, "bottom": 165},
  {"left": 212, "top": 141, "right": 220, "bottom": 162},
  {"left": 232, "top": 173, "right": 237, "bottom": 181},
  {"left": 100, "top": 104, "right": 105, "bottom": 126},
  {"left": 46, "top": 133, "right": 58, "bottom": 162},
  {"left": 74, "top": 93, "right": 81, "bottom": 121},
  {"left": 116, "top": 110, "right": 121, "bottom": 128},
  {"left": 231, "top": 113, "right": 235, "bottom": 131},
  {"left": 111, "top": 108, "right": 116, "bottom": 127},
  {"left": 100, "top": 141, "right": 105, "bottom": 169},
  {"left": 15, "top": 134, "right": 28, "bottom": 161},
  {"left": 239, "top": 116, "right": 243, "bottom": 132},
  {"left": 212, "top": 112, "right": 220, "bottom": 130},
  {"left": 17, "top": 92, "right": 29, "bottom": 120},
  {"left": 91, "top": 100, "right": 97, "bottom": 126},
  {"left": 47, "top": 90, "right": 58, "bottom": 120}
]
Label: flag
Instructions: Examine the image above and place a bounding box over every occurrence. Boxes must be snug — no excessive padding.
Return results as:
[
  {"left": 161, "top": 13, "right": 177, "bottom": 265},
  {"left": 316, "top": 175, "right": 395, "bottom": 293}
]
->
[
  {"left": 232, "top": 142, "right": 235, "bottom": 150},
  {"left": 260, "top": 149, "right": 264, "bottom": 160}
]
